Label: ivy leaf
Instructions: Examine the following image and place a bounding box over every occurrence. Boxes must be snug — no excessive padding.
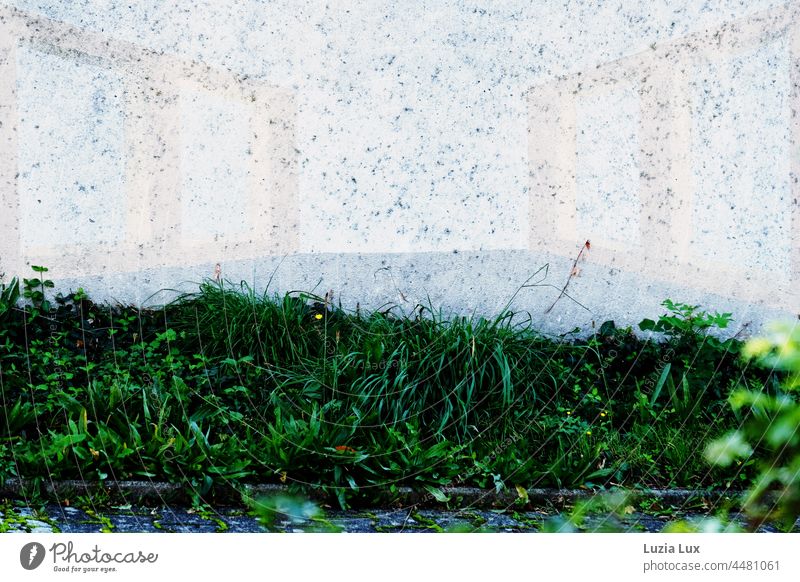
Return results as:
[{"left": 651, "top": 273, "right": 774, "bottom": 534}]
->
[{"left": 424, "top": 485, "right": 450, "bottom": 503}]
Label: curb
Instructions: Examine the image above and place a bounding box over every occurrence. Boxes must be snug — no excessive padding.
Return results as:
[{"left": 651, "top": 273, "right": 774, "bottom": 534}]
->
[{"left": 0, "top": 479, "right": 742, "bottom": 509}]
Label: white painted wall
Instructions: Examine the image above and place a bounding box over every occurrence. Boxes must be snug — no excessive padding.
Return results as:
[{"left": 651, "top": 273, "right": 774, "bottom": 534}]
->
[{"left": 0, "top": 1, "right": 797, "bottom": 333}]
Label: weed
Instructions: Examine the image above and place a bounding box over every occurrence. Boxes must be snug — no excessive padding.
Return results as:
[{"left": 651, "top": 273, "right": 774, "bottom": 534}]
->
[{"left": 0, "top": 271, "right": 779, "bottom": 510}]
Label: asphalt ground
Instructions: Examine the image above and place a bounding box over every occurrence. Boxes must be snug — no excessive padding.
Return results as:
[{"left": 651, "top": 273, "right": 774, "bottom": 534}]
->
[{"left": 2, "top": 503, "right": 794, "bottom": 533}]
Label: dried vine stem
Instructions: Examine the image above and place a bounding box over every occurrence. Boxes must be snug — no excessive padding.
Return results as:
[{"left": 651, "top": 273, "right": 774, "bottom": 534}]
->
[{"left": 544, "top": 240, "right": 591, "bottom": 314}]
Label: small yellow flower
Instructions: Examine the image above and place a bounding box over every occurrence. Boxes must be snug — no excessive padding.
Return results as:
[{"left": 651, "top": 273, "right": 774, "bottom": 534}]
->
[
  {"left": 600, "top": 412, "right": 607, "bottom": 417},
  {"left": 586, "top": 430, "right": 592, "bottom": 436},
  {"left": 314, "top": 313, "right": 323, "bottom": 320},
  {"left": 566, "top": 411, "right": 572, "bottom": 415}
]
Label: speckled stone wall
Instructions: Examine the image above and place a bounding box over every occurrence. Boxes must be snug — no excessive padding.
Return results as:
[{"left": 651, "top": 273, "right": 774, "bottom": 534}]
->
[{"left": 0, "top": 1, "right": 797, "bottom": 334}]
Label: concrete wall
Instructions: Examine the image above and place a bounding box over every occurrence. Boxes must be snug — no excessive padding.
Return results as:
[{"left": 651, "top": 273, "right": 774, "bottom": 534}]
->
[{"left": 0, "top": 1, "right": 798, "bottom": 334}]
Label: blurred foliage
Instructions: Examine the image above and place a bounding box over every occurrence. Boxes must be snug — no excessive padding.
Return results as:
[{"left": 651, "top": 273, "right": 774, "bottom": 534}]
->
[
  {"left": 248, "top": 494, "right": 341, "bottom": 532},
  {"left": 706, "top": 321, "right": 800, "bottom": 531}
]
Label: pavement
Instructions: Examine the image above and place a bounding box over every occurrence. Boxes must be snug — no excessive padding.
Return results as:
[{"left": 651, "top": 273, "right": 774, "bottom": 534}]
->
[{"left": 2, "top": 503, "right": 794, "bottom": 533}]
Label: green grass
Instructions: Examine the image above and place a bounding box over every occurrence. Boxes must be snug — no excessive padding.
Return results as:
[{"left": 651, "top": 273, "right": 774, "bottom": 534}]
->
[{"left": 0, "top": 271, "right": 784, "bottom": 507}]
